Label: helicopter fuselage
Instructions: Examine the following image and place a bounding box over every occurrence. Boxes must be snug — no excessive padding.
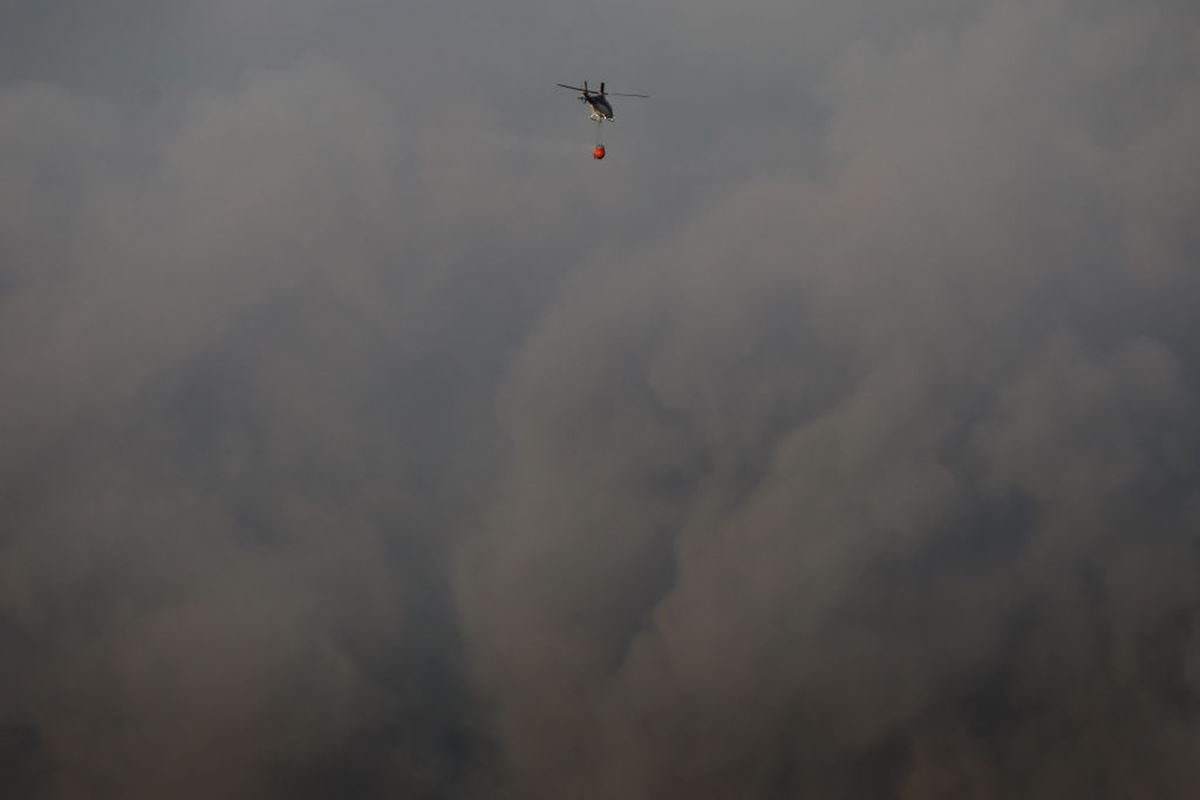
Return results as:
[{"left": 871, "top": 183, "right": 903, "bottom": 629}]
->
[{"left": 581, "top": 93, "right": 614, "bottom": 121}]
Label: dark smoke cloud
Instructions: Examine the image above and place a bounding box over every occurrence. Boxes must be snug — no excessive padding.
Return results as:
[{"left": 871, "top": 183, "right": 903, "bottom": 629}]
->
[
  {"left": 458, "top": 2, "right": 1200, "bottom": 798},
  {"left": 2, "top": 1, "right": 1199, "bottom": 798}
]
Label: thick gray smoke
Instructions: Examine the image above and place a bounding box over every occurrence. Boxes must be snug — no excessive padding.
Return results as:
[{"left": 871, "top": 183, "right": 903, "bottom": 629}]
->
[{"left": 2, "top": 1, "right": 1199, "bottom": 798}]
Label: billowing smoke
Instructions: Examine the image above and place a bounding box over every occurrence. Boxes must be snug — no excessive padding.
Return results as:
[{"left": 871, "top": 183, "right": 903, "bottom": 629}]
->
[
  {"left": 457, "top": 3, "right": 1200, "bottom": 798},
  {"left": 2, "top": 1, "right": 1199, "bottom": 798}
]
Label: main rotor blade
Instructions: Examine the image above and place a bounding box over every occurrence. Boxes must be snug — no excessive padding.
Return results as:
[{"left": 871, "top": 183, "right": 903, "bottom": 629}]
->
[
  {"left": 606, "top": 92, "right": 649, "bottom": 98},
  {"left": 556, "top": 83, "right": 587, "bottom": 92}
]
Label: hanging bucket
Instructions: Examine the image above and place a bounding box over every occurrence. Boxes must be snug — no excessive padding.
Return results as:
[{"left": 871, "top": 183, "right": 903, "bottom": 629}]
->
[{"left": 593, "top": 145, "right": 606, "bottom": 160}]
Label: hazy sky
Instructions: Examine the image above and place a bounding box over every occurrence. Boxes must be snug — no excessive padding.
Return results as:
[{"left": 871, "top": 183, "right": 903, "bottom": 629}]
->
[{"left": 2, "top": 2, "right": 1199, "bottom": 798}]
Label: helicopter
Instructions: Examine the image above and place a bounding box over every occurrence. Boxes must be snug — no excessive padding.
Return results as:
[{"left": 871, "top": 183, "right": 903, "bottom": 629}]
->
[
  {"left": 556, "top": 81, "right": 648, "bottom": 122},
  {"left": 556, "top": 81, "right": 648, "bottom": 159}
]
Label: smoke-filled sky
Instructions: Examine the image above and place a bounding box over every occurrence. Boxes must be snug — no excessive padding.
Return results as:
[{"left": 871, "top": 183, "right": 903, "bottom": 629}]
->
[{"left": 2, "top": 2, "right": 1199, "bottom": 797}]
